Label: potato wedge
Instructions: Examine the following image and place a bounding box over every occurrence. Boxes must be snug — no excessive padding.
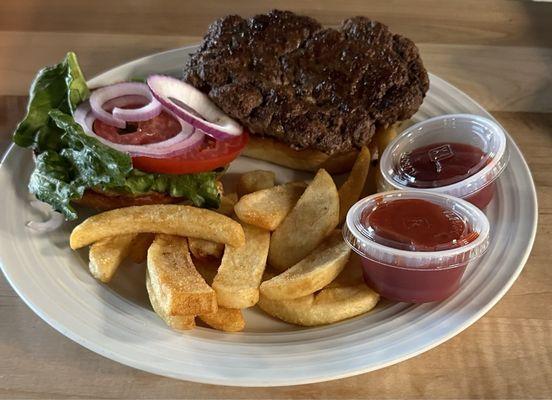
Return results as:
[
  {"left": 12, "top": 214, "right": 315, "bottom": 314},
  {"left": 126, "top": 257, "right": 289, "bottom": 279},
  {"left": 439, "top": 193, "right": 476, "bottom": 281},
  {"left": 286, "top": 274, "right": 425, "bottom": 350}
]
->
[
  {"left": 88, "top": 233, "right": 137, "bottom": 282},
  {"left": 268, "top": 169, "right": 339, "bottom": 271},
  {"left": 128, "top": 233, "right": 154, "bottom": 264},
  {"left": 260, "top": 230, "right": 350, "bottom": 300},
  {"left": 147, "top": 234, "right": 217, "bottom": 316},
  {"left": 70, "top": 205, "right": 245, "bottom": 249},
  {"left": 338, "top": 146, "right": 371, "bottom": 223},
  {"left": 198, "top": 307, "right": 245, "bottom": 332},
  {"left": 212, "top": 224, "right": 270, "bottom": 309},
  {"left": 146, "top": 272, "right": 195, "bottom": 331},
  {"left": 237, "top": 170, "right": 276, "bottom": 197},
  {"left": 218, "top": 193, "right": 238, "bottom": 216},
  {"left": 234, "top": 182, "right": 306, "bottom": 231},
  {"left": 189, "top": 238, "right": 224, "bottom": 259},
  {"left": 258, "top": 274, "right": 379, "bottom": 327}
]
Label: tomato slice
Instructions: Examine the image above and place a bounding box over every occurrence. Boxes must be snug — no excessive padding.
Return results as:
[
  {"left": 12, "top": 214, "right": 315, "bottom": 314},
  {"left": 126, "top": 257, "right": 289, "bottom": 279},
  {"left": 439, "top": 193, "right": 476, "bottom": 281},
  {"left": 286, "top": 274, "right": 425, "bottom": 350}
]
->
[{"left": 131, "top": 131, "right": 249, "bottom": 174}]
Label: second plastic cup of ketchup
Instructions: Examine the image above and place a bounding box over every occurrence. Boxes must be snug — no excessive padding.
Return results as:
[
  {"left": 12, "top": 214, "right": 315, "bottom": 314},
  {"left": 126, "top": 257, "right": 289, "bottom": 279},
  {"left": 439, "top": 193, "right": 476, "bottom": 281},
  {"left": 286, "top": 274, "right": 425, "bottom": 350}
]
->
[
  {"left": 378, "top": 114, "right": 509, "bottom": 209},
  {"left": 343, "top": 191, "right": 490, "bottom": 303}
]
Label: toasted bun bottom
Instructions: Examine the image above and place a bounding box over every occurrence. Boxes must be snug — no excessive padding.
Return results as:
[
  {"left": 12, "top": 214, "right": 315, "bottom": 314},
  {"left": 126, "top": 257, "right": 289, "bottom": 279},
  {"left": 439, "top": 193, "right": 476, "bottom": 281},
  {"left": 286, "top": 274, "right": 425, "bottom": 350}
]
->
[
  {"left": 242, "top": 136, "right": 358, "bottom": 174},
  {"left": 74, "top": 190, "right": 180, "bottom": 211}
]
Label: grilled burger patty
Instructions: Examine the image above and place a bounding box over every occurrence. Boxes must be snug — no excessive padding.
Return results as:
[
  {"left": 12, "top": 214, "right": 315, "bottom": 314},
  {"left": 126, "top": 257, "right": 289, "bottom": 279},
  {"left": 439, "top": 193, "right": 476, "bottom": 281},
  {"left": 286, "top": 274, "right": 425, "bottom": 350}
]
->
[{"left": 184, "top": 10, "right": 429, "bottom": 155}]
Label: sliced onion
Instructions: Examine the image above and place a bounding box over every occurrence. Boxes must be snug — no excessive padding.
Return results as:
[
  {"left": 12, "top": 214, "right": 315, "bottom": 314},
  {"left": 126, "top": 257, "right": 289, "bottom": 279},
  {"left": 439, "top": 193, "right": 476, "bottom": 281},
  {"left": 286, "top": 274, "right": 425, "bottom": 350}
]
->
[
  {"left": 102, "top": 94, "right": 149, "bottom": 111},
  {"left": 147, "top": 75, "right": 243, "bottom": 141},
  {"left": 90, "top": 82, "right": 162, "bottom": 128},
  {"left": 27, "top": 200, "right": 64, "bottom": 232},
  {"left": 74, "top": 101, "right": 205, "bottom": 158}
]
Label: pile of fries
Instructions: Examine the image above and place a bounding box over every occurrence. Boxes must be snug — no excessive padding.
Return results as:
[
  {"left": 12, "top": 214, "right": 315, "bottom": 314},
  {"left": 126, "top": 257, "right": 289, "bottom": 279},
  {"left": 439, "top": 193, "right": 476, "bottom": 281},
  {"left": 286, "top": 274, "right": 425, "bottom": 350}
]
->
[{"left": 69, "top": 129, "right": 398, "bottom": 332}]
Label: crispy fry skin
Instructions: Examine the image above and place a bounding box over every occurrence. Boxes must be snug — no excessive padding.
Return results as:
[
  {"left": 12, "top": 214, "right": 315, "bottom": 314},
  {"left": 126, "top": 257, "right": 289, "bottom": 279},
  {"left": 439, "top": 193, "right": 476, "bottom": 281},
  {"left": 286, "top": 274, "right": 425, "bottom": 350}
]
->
[
  {"left": 70, "top": 205, "right": 245, "bottom": 249},
  {"left": 189, "top": 238, "right": 224, "bottom": 259},
  {"left": 147, "top": 234, "right": 217, "bottom": 316},
  {"left": 237, "top": 170, "right": 276, "bottom": 197},
  {"left": 234, "top": 182, "right": 306, "bottom": 231},
  {"left": 88, "top": 233, "right": 137, "bottom": 282},
  {"left": 338, "top": 146, "right": 371, "bottom": 223},
  {"left": 194, "top": 256, "right": 246, "bottom": 332},
  {"left": 258, "top": 261, "right": 379, "bottom": 326},
  {"left": 212, "top": 224, "right": 270, "bottom": 309},
  {"left": 260, "top": 231, "right": 350, "bottom": 300},
  {"left": 268, "top": 170, "right": 339, "bottom": 271},
  {"left": 146, "top": 272, "right": 196, "bottom": 331}
]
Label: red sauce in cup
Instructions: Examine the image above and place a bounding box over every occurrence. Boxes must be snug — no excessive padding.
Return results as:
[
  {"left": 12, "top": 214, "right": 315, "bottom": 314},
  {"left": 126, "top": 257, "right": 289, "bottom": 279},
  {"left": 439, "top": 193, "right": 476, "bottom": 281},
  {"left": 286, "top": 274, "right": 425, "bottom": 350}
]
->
[
  {"left": 397, "top": 143, "right": 487, "bottom": 188},
  {"left": 363, "top": 199, "right": 478, "bottom": 252},
  {"left": 343, "top": 192, "right": 490, "bottom": 303}
]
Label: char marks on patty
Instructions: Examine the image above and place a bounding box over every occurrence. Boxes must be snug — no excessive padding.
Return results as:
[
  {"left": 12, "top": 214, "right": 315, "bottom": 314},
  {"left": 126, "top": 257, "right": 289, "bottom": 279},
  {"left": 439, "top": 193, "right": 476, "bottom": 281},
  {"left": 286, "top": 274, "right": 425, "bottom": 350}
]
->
[{"left": 184, "top": 10, "right": 429, "bottom": 155}]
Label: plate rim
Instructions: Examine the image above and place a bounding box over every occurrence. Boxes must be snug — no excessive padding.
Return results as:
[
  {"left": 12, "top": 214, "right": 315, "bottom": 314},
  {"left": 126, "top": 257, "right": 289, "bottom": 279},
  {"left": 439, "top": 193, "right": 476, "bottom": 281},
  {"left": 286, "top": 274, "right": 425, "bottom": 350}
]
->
[{"left": 0, "top": 46, "right": 539, "bottom": 386}]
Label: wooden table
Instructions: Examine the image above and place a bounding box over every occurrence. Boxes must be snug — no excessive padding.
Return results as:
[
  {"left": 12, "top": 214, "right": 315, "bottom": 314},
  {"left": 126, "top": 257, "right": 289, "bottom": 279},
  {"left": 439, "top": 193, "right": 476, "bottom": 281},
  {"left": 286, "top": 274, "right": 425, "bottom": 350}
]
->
[{"left": 1, "top": 1, "right": 551, "bottom": 398}]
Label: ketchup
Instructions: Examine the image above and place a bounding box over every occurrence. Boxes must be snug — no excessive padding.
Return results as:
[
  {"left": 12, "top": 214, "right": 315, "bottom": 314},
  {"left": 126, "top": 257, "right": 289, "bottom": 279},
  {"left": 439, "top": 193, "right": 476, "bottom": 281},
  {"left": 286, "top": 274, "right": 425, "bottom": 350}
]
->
[
  {"left": 363, "top": 199, "right": 478, "bottom": 252},
  {"left": 397, "top": 142, "right": 487, "bottom": 188}
]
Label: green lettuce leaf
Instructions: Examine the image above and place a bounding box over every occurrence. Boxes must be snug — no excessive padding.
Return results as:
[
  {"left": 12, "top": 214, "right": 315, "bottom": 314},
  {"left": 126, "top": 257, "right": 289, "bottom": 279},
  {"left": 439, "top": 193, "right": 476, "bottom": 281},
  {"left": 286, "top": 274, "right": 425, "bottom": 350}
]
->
[
  {"left": 14, "top": 53, "right": 221, "bottom": 220},
  {"left": 13, "top": 52, "right": 89, "bottom": 149}
]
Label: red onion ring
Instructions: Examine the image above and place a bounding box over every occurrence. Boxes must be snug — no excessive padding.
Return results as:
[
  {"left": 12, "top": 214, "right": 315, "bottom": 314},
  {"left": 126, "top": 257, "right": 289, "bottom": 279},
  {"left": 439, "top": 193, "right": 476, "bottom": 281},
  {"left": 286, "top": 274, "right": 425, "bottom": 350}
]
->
[
  {"left": 147, "top": 75, "right": 243, "bottom": 141},
  {"left": 89, "top": 82, "right": 162, "bottom": 128},
  {"left": 74, "top": 101, "right": 205, "bottom": 158}
]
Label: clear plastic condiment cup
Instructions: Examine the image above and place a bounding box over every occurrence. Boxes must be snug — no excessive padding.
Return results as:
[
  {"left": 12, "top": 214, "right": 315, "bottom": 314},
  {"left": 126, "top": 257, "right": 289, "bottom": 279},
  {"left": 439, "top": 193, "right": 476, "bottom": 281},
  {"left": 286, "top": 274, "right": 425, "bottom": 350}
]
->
[
  {"left": 343, "top": 191, "right": 490, "bottom": 303},
  {"left": 379, "top": 114, "right": 509, "bottom": 209}
]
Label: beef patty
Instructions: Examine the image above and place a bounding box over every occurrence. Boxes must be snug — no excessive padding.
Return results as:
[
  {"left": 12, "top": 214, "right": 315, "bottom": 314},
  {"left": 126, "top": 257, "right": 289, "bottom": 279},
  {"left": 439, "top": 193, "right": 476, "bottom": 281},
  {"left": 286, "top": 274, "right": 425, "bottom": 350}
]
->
[{"left": 184, "top": 10, "right": 429, "bottom": 155}]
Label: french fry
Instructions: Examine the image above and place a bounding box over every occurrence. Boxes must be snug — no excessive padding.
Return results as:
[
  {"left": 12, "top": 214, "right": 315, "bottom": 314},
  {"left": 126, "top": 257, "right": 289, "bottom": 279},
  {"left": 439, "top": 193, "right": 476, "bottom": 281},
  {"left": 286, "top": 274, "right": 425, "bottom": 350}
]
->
[
  {"left": 70, "top": 205, "right": 245, "bottom": 249},
  {"left": 88, "top": 233, "right": 137, "bottom": 283},
  {"left": 268, "top": 169, "right": 339, "bottom": 271},
  {"left": 212, "top": 224, "right": 270, "bottom": 309},
  {"left": 147, "top": 234, "right": 217, "bottom": 316},
  {"left": 146, "top": 272, "right": 195, "bottom": 331},
  {"left": 237, "top": 170, "right": 276, "bottom": 197},
  {"left": 189, "top": 238, "right": 224, "bottom": 259},
  {"left": 194, "top": 257, "right": 246, "bottom": 332},
  {"left": 338, "top": 146, "right": 371, "bottom": 223},
  {"left": 128, "top": 233, "right": 154, "bottom": 264},
  {"left": 218, "top": 193, "right": 238, "bottom": 216},
  {"left": 258, "top": 265, "right": 379, "bottom": 327},
  {"left": 234, "top": 182, "right": 306, "bottom": 231},
  {"left": 260, "top": 230, "right": 350, "bottom": 300}
]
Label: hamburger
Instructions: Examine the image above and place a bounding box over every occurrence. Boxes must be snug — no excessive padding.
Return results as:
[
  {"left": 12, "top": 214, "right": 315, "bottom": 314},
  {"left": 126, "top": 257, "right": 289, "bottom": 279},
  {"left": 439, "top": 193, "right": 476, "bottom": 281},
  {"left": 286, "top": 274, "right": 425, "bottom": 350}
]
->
[{"left": 184, "top": 10, "right": 429, "bottom": 173}]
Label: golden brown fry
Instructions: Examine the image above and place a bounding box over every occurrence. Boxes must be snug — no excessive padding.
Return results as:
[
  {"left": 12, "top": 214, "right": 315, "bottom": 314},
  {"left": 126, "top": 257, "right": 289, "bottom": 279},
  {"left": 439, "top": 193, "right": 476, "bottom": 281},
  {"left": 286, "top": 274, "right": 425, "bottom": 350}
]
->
[
  {"left": 147, "top": 234, "right": 217, "bottom": 316},
  {"left": 198, "top": 308, "right": 245, "bottom": 332},
  {"left": 268, "top": 169, "right": 339, "bottom": 271},
  {"left": 88, "top": 233, "right": 137, "bottom": 283},
  {"left": 237, "top": 170, "right": 276, "bottom": 197},
  {"left": 258, "top": 273, "right": 379, "bottom": 327},
  {"left": 146, "top": 272, "right": 195, "bottom": 331},
  {"left": 260, "top": 231, "right": 350, "bottom": 300},
  {"left": 234, "top": 182, "right": 306, "bottom": 231},
  {"left": 218, "top": 193, "right": 238, "bottom": 216},
  {"left": 338, "top": 146, "right": 371, "bottom": 223},
  {"left": 212, "top": 224, "right": 270, "bottom": 309},
  {"left": 128, "top": 233, "right": 154, "bottom": 264},
  {"left": 189, "top": 238, "right": 224, "bottom": 259},
  {"left": 194, "top": 257, "right": 246, "bottom": 332},
  {"left": 70, "top": 205, "right": 245, "bottom": 249}
]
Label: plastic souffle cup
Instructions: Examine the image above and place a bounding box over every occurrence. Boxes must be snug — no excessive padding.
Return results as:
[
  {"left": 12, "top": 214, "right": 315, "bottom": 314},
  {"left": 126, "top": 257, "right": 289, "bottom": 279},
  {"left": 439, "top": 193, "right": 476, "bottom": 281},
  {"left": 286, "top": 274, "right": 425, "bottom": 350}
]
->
[
  {"left": 378, "top": 114, "right": 509, "bottom": 209},
  {"left": 343, "top": 191, "right": 490, "bottom": 303}
]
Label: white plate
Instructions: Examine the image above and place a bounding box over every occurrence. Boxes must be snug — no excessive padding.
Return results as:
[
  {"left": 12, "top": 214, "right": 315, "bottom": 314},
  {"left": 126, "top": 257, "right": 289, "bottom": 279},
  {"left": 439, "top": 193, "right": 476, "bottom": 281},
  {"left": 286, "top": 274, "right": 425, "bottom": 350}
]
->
[{"left": 0, "top": 46, "right": 538, "bottom": 386}]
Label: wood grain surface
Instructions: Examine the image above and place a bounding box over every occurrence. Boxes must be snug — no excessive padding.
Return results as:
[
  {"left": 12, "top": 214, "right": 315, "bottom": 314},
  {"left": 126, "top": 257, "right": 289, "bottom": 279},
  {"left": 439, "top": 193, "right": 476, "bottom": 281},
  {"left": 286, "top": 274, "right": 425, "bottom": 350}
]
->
[{"left": 0, "top": 1, "right": 551, "bottom": 398}]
